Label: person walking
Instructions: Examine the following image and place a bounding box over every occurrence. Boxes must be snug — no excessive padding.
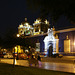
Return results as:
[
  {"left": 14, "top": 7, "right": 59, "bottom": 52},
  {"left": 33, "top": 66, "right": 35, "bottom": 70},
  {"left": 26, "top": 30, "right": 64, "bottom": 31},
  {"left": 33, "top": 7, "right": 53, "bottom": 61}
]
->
[
  {"left": 37, "top": 55, "right": 42, "bottom": 67},
  {"left": 28, "top": 54, "right": 38, "bottom": 67}
]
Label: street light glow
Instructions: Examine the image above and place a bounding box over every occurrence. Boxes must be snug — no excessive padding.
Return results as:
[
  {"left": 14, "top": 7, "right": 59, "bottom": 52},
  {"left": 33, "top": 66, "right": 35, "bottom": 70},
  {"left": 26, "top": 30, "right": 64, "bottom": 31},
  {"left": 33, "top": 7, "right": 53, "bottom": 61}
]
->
[{"left": 17, "top": 34, "right": 20, "bottom": 37}]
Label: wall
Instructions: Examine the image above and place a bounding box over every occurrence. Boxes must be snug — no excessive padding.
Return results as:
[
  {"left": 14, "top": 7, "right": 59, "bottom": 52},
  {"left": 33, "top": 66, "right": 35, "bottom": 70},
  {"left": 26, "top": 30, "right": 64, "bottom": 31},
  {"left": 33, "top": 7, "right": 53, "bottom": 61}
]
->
[
  {"left": 26, "top": 35, "right": 45, "bottom": 52},
  {"left": 58, "top": 31, "right": 75, "bottom": 52},
  {"left": 25, "top": 30, "right": 75, "bottom": 54}
]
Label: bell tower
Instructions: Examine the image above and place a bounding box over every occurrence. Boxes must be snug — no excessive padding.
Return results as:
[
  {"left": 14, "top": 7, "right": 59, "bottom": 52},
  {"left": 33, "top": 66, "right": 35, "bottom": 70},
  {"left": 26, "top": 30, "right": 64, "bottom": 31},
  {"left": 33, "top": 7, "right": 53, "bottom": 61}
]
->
[{"left": 33, "top": 18, "right": 49, "bottom": 35}]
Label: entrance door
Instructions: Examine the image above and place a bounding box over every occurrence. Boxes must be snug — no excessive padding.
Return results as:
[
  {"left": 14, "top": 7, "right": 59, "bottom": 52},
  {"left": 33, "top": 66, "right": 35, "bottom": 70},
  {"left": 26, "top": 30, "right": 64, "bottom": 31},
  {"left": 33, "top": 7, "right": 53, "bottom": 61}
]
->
[{"left": 48, "top": 43, "right": 53, "bottom": 57}]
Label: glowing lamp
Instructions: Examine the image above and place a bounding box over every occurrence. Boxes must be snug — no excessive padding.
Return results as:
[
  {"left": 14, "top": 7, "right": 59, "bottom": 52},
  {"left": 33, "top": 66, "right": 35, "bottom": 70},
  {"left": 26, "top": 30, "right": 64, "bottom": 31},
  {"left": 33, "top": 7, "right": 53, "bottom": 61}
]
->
[
  {"left": 19, "top": 25, "right": 23, "bottom": 27},
  {"left": 17, "top": 34, "right": 20, "bottom": 37},
  {"left": 25, "top": 23, "right": 29, "bottom": 26}
]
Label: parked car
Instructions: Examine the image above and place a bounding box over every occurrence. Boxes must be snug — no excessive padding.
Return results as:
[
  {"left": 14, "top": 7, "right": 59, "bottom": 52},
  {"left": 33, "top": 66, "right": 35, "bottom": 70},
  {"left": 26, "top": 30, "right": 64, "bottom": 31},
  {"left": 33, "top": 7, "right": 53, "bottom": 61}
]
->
[
  {"left": 52, "top": 53, "right": 63, "bottom": 58},
  {"left": 3, "top": 53, "right": 13, "bottom": 58},
  {"left": 17, "top": 53, "right": 27, "bottom": 60}
]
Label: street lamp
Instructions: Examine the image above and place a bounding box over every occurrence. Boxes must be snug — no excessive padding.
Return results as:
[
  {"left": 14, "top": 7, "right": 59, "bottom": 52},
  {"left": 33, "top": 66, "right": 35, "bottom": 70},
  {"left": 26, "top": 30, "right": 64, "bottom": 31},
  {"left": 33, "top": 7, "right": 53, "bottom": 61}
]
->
[
  {"left": 17, "top": 34, "right": 20, "bottom": 37},
  {"left": 16, "top": 34, "right": 19, "bottom": 60}
]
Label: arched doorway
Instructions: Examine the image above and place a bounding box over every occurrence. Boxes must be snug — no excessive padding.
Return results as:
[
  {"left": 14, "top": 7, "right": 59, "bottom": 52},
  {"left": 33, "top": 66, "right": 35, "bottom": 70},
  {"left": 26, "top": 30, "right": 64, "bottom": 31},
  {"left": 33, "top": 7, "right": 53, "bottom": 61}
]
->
[{"left": 48, "top": 43, "right": 53, "bottom": 57}]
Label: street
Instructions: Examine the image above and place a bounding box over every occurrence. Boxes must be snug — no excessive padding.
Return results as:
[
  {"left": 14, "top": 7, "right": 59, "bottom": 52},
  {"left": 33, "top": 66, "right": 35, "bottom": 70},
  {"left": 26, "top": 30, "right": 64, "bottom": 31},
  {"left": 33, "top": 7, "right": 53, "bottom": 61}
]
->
[
  {"left": 0, "top": 58, "right": 75, "bottom": 74},
  {"left": 41, "top": 62, "right": 75, "bottom": 73}
]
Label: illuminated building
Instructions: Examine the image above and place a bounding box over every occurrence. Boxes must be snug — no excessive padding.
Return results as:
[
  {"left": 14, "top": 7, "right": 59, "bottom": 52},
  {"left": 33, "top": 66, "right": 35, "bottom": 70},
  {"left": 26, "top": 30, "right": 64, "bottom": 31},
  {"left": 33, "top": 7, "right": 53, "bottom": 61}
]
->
[
  {"left": 33, "top": 18, "right": 49, "bottom": 35},
  {"left": 18, "top": 18, "right": 33, "bottom": 36},
  {"left": 18, "top": 18, "right": 49, "bottom": 37},
  {"left": 17, "top": 18, "right": 75, "bottom": 56},
  {"left": 56, "top": 28, "right": 75, "bottom": 55},
  {"left": 44, "top": 27, "right": 59, "bottom": 55}
]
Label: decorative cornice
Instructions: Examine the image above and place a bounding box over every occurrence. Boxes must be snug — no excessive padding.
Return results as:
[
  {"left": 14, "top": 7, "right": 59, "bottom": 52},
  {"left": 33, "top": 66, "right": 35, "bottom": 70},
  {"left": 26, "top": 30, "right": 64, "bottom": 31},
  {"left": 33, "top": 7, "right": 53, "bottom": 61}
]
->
[
  {"left": 56, "top": 28, "right": 75, "bottom": 33},
  {"left": 20, "top": 27, "right": 75, "bottom": 38}
]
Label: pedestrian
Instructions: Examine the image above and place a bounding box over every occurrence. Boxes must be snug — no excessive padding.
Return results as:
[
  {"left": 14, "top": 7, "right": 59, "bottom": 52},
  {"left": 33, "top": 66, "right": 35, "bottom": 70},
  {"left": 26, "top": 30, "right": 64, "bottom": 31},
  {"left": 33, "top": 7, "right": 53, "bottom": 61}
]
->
[
  {"left": 28, "top": 54, "right": 38, "bottom": 67},
  {"left": 37, "top": 55, "right": 42, "bottom": 67}
]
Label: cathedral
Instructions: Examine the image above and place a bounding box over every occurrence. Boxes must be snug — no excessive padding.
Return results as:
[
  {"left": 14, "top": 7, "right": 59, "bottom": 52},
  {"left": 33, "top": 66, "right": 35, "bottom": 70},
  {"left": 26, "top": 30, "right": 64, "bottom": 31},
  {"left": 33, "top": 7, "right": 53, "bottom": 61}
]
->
[
  {"left": 18, "top": 18, "right": 49, "bottom": 36},
  {"left": 17, "top": 18, "right": 75, "bottom": 56}
]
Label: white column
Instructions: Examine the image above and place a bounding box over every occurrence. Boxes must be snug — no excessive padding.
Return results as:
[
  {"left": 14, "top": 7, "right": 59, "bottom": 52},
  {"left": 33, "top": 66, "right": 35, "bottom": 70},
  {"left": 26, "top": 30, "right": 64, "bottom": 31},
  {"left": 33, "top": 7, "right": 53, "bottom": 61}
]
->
[
  {"left": 44, "top": 42, "right": 48, "bottom": 55},
  {"left": 44, "top": 42, "right": 48, "bottom": 51},
  {"left": 53, "top": 41, "right": 56, "bottom": 54}
]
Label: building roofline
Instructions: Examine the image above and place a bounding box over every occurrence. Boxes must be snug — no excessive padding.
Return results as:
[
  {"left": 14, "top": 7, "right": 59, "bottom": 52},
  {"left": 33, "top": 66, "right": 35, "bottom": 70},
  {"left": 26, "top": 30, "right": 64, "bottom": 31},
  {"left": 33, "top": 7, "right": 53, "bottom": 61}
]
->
[
  {"left": 25, "top": 33, "right": 47, "bottom": 38},
  {"left": 21, "top": 27, "right": 75, "bottom": 38},
  {"left": 56, "top": 28, "right": 75, "bottom": 33}
]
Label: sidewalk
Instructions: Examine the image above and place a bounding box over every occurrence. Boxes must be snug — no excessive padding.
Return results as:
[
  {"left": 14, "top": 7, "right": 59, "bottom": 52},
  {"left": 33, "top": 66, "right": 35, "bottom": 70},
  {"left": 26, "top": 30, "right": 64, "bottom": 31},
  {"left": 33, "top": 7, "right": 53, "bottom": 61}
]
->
[{"left": 41, "top": 56, "right": 75, "bottom": 63}]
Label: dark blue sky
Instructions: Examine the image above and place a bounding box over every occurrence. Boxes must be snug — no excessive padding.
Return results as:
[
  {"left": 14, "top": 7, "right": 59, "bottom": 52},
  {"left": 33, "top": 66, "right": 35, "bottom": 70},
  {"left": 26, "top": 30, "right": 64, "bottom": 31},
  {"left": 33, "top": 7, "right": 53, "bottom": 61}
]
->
[{"left": 0, "top": 0, "right": 74, "bottom": 38}]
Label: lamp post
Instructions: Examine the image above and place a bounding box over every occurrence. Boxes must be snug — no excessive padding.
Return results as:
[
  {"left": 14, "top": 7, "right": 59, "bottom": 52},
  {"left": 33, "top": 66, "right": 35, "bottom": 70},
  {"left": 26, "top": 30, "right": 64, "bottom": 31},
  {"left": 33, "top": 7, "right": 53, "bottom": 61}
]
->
[
  {"left": 16, "top": 34, "right": 20, "bottom": 60},
  {"left": 13, "top": 34, "right": 20, "bottom": 67}
]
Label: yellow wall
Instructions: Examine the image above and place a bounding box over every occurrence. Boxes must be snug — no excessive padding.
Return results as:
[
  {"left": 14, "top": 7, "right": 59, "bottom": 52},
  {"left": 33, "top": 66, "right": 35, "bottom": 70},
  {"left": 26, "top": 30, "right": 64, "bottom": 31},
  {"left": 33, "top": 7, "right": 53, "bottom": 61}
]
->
[
  {"left": 56, "top": 39, "right": 59, "bottom": 53},
  {"left": 64, "top": 40, "right": 70, "bottom": 53}
]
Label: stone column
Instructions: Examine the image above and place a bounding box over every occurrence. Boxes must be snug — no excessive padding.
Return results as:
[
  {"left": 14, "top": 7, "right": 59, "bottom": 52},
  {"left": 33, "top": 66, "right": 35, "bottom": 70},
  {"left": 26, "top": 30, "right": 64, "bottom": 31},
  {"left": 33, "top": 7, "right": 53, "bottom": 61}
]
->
[
  {"left": 53, "top": 41, "right": 56, "bottom": 54},
  {"left": 56, "top": 39, "right": 59, "bottom": 53}
]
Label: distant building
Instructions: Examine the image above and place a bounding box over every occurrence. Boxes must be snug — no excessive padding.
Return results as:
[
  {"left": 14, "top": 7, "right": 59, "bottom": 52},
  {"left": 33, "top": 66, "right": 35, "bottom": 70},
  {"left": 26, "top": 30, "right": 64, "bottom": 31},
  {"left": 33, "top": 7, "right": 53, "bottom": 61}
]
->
[
  {"left": 18, "top": 18, "right": 33, "bottom": 36},
  {"left": 17, "top": 18, "right": 75, "bottom": 56},
  {"left": 18, "top": 18, "right": 49, "bottom": 37},
  {"left": 33, "top": 18, "right": 49, "bottom": 35}
]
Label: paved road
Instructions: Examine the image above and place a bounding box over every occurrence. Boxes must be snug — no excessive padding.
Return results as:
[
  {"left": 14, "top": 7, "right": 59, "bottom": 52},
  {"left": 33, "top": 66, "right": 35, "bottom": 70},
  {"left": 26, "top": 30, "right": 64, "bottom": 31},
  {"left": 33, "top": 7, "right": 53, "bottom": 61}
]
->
[
  {"left": 0, "top": 58, "right": 75, "bottom": 74},
  {"left": 41, "top": 62, "right": 75, "bottom": 73}
]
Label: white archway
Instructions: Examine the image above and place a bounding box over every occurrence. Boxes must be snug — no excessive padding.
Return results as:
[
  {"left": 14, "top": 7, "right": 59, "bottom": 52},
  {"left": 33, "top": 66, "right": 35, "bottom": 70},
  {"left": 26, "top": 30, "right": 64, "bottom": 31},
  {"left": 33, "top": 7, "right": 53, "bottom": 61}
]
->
[{"left": 43, "top": 28, "right": 59, "bottom": 55}]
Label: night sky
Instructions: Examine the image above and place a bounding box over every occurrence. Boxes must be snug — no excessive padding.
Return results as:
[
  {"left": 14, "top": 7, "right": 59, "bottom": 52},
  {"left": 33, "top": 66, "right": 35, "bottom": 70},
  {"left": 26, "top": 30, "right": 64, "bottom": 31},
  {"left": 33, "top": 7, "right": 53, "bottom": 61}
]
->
[{"left": 0, "top": 0, "right": 75, "bottom": 38}]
